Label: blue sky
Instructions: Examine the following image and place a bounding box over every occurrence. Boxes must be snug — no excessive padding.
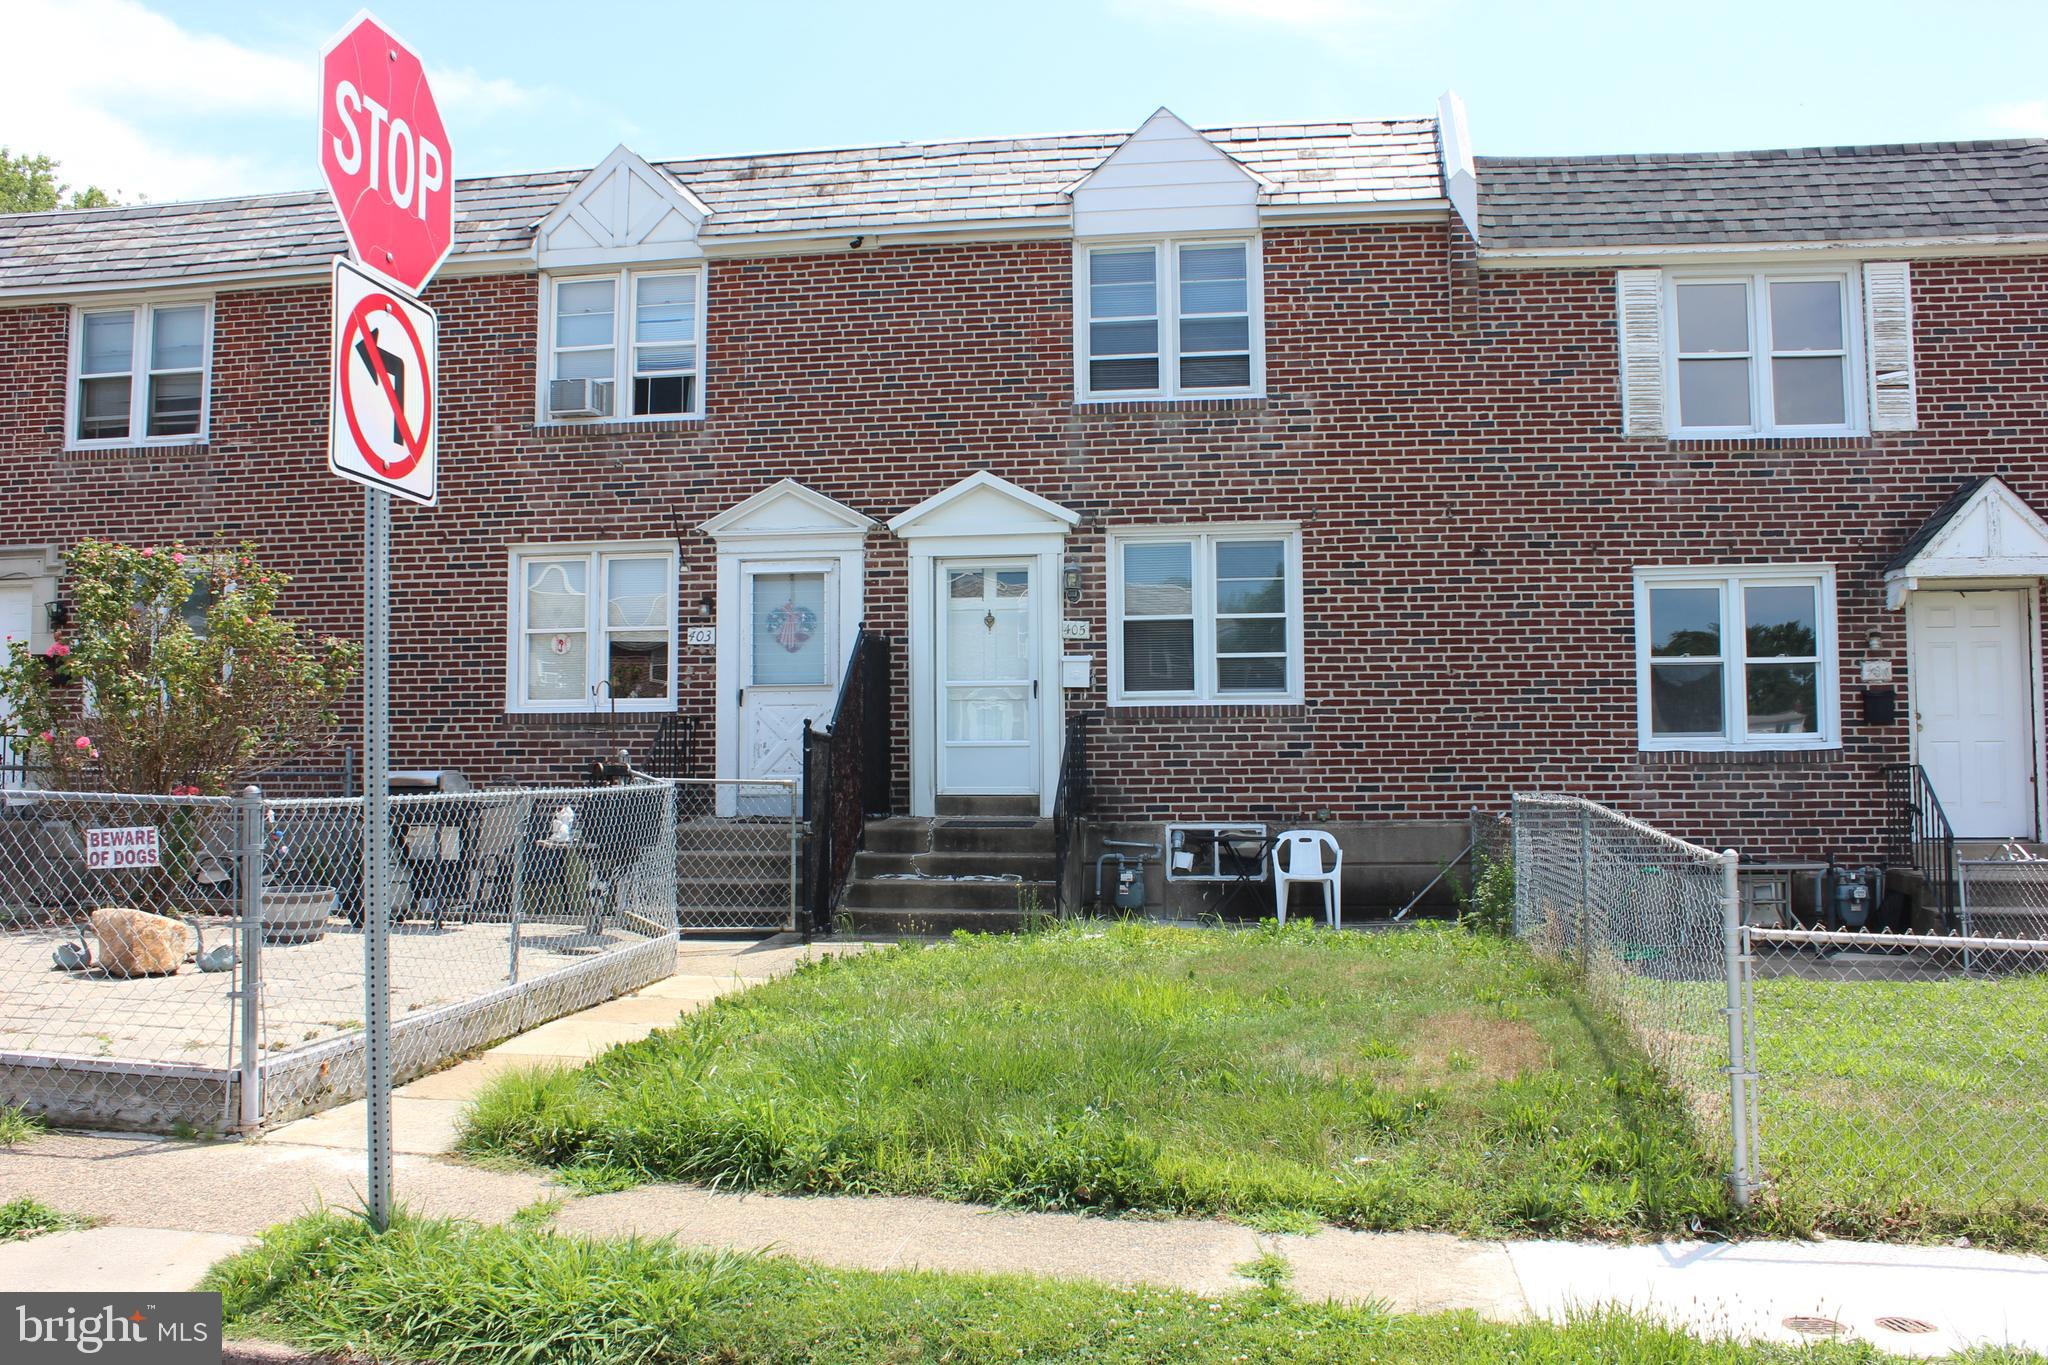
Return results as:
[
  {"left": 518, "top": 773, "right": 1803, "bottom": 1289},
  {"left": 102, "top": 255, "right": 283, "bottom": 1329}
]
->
[{"left": 9, "top": 0, "right": 2048, "bottom": 205}]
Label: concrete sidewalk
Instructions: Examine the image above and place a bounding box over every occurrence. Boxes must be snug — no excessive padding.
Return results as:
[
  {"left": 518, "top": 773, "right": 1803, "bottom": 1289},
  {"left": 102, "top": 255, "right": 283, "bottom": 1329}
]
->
[{"left": 4, "top": 933, "right": 2046, "bottom": 1358}]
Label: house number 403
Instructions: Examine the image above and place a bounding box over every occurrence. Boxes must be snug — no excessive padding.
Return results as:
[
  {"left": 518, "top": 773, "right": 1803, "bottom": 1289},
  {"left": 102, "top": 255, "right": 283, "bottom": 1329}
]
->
[{"left": 687, "top": 626, "right": 715, "bottom": 647}]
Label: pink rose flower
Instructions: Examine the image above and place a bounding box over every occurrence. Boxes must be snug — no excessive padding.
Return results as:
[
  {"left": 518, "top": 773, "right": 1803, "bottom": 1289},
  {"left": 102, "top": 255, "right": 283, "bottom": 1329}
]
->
[
  {"left": 45, "top": 642, "right": 70, "bottom": 658},
  {"left": 140, "top": 547, "right": 154, "bottom": 557},
  {"left": 39, "top": 731, "right": 55, "bottom": 744},
  {"left": 171, "top": 552, "right": 186, "bottom": 565},
  {"left": 74, "top": 736, "right": 92, "bottom": 750}
]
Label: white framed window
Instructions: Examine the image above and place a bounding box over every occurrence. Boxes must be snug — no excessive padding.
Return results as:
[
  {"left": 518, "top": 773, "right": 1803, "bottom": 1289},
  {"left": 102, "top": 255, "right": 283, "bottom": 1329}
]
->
[
  {"left": 507, "top": 544, "right": 678, "bottom": 713},
  {"left": 1666, "top": 270, "right": 1861, "bottom": 437},
  {"left": 1633, "top": 566, "right": 1839, "bottom": 752},
  {"left": 1075, "top": 236, "right": 1263, "bottom": 402},
  {"left": 539, "top": 267, "right": 704, "bottom": 422},
  {"left": 1107, "top": 525, "right": 1300, "bottom": 705},
  {"left": 66, "top": 300, "right": 212, "bottom": 448}
]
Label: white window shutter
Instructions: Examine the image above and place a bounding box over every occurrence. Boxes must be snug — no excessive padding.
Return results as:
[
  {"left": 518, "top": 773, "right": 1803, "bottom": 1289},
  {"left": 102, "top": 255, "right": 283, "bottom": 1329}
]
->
[
  {"left": 1615, "top": 268, "right": 1668, "bottom": 438},
  {"left": 1863, "top": 261, "right": 1917, "bottom": 431}
]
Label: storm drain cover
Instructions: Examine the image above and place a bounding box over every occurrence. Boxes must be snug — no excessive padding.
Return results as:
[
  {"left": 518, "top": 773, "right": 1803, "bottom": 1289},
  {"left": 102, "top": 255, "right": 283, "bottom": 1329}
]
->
[
  {"left": 1875, "top": 1317, "right": 1937, "bottom": 1335},
  {"left": 1782, "top": 1316, "right": 1848, "bottom": 1336}
]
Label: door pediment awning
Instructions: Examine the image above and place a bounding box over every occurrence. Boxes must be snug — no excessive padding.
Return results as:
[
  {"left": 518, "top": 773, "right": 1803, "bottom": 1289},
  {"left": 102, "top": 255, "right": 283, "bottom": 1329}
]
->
[
  {"left": 1885, "top": 476, "right": 2048, "bottom": 608},
  {"left": 698, "top": 479, "right": 877, "bottom": 548},
  {"left": 886, "top": 471, "right": 1079, "bottom": 541}
]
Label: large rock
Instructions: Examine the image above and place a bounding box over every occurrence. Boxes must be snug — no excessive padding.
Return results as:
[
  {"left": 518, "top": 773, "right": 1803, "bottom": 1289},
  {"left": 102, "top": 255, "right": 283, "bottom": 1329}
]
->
[{"left": 91, "top": 907, "right": 188, "bottom": 977}]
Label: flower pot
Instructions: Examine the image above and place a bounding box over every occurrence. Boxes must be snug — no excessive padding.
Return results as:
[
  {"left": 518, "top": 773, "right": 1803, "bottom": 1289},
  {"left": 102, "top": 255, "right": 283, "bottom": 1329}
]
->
[{"left": 261, "top": 886, "right": 335, "bottom": 945}]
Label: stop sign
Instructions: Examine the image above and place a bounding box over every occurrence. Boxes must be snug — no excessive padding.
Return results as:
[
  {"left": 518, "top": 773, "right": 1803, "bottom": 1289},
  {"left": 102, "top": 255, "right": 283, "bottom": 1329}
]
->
[{"left": 319, "top": 13, "right": 453, "bottom": 296}]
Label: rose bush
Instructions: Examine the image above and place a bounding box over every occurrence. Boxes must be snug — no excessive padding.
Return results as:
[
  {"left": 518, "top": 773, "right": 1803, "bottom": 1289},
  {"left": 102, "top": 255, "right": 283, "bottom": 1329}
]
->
[{"left": 0, "top": 540, "right": 361, "bottom": 795}]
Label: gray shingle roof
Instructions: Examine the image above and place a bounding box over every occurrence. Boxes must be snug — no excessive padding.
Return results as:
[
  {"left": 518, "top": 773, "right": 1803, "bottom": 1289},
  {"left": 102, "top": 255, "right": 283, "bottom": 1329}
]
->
[
  {"left": 0, "top": 119, "right": 1441, "bottom": 296},
  {"left": 1476, "top": 140, "right": 2048, "bottom": 250},
  {"left": 1885, "top": 476, "right": 1991, "bottom": 575}
]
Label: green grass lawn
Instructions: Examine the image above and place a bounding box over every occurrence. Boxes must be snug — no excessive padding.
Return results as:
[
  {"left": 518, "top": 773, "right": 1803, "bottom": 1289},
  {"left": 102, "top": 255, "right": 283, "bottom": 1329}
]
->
[
  {"left": 462, "top": 921, "right": 1726, "bottom": 1238},
  {"left": 208, "top": 1211, "right": 2030, "bottom": 1365},
  {"left": 1748, "top": 972, "right": 2048, "bottom": 1245}
]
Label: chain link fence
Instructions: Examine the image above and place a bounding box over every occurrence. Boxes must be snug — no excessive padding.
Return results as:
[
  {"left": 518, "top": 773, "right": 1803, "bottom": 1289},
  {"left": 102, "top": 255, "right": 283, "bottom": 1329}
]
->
[
  {"left": 1, "top": 776, "right": 798, "bottom": 1134},
  {"left": 1744, "top": 853, "right": 2048, "bottom": 1228},
  {"left": 1514, "top": 794, "right": 2048, "bottom": 1229},
  {"left": 1511, "top": 794, "right": 1753, "bottom": 1199}
]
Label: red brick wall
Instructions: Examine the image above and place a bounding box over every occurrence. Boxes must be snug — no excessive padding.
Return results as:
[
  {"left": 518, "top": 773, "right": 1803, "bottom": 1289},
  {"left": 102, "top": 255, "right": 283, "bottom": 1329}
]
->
[{"left": 2, "top": 225, "right": 2044, "bottom": 859}]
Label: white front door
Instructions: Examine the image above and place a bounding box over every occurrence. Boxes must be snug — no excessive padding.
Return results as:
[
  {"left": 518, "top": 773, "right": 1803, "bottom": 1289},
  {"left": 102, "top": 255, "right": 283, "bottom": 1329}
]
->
[
  {"left": 738, "top": 561, "right": 836, "bottom": 810},
  {"left": 936, "top": 559, "right": 1037, "bottom": 796},
  {"left": 0, "top": 585, "right": 30, "bottom": 789},
  {"left": 1911, "top": 589, "right": 2037, "bottom": 839}
]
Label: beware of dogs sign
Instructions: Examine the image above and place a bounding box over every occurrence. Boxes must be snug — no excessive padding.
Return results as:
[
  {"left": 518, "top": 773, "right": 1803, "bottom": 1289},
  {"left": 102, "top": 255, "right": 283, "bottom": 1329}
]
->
[{"left": 85, "top": 826, "right": 160, "bottom": 871}]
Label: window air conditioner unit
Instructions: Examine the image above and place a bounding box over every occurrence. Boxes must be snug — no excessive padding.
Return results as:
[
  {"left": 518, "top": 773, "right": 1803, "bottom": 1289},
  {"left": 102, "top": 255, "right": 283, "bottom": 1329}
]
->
[{"left": 548, "top": 377, "right": 615, "bottom": 419}]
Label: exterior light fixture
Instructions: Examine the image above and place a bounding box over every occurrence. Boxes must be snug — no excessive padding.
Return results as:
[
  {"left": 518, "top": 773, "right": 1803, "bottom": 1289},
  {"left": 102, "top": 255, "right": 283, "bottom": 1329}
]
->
[
  {"left": 1062, "top": 557, "right": 1082, "bottom": 606},
  {"left": 698, "top": 592, "right": 715, "bottom": 620}
]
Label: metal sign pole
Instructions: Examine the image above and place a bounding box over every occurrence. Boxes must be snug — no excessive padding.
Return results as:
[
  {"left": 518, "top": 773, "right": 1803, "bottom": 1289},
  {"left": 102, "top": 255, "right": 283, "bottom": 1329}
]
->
[{"left": 362, "top": 485, "right": 394, "bottom": 1229}]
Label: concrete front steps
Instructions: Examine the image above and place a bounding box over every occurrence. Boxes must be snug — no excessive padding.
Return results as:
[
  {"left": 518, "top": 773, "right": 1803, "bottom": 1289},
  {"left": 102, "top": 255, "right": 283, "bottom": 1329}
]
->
[{"left": 839, "top": 803, "right": 1056, "bottom": 934}]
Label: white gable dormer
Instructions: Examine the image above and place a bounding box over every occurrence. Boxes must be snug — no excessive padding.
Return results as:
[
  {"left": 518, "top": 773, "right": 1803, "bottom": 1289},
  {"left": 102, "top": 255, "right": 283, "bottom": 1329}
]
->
[
  {"left": 536, "top": 145, "right": 710, "bottom": 269},
  {"left": 1068, "top": 108, "right": 1265, "bottom": 239}
]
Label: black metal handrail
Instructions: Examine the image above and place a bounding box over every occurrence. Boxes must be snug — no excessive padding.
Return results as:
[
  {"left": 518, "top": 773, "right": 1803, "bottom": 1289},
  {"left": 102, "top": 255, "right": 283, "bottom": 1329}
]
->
[
  {"left": 1052, "top": 712, "right": 1092, "bottom": 917},
  {"left": 801, "top": 628, "right": 892, "bottom": 935},
  {"left": 1883, "top": 762, "right": 1957, "bottom": 926},
  {"left": 647, "top": 715, "right": 702, "bottom": 780}
]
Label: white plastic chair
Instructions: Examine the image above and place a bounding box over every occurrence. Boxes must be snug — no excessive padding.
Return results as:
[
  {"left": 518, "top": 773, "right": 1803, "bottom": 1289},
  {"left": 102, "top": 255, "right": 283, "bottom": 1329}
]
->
[{"left": 1272, "top": 830, "right": 1342, "bottom": 928}]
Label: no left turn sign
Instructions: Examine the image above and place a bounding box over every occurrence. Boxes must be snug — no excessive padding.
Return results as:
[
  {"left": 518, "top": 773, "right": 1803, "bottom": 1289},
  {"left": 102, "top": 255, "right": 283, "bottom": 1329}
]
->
[{"left": 329, "top": 256, "right": 438, "bottom": 506}]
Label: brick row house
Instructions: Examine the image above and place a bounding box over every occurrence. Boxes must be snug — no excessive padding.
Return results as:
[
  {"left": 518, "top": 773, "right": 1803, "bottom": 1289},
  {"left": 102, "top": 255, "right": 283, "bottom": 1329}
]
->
[{"left": 2, "top": 98, "right": 2046, "bottom": 924}]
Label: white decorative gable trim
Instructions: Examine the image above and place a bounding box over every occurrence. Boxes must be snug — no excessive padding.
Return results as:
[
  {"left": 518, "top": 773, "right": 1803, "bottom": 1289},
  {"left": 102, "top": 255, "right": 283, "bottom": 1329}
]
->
[
  {"left": 1886, "top": 477, "right": 2048, "bottom": 607},
  {"left": 698, "top": 478, "right": 876, "bottom": 548},
  {"left": 887, "top": 471, "right": 1080, "bottom": 540},
  {"left": 1068, "top": 108, "right": 1265, "bottom": 240},
  {"left": 536, "top": 145, "right": 711, "bottom": 270}
]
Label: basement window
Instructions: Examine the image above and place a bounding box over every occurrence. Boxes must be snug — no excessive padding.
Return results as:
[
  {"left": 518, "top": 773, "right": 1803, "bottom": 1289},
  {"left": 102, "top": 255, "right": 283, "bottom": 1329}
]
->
[
  {"left": 1166, "top": 824, "right": 1269, "bottom": 881},
  {"left": 68, "top": 301, "right": 212, "bottom": 448}
]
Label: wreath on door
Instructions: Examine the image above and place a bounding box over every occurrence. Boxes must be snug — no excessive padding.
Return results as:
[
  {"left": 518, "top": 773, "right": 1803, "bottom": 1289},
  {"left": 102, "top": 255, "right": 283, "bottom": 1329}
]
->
[{"left": 766, "top": 600, "right": 818, "bottom": 653}]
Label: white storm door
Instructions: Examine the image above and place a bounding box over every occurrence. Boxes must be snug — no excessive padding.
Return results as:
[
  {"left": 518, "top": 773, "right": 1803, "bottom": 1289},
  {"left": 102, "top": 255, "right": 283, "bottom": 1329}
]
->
[
  {"left": 1912, "top": 589, "right": 2036, "bottom": 839},
  {"left": 738, "top": 563, "right": 836, "bottom": 799},
  {"left": 0, "top": 586, "right": 30, "bottom": 789},
  {"left": 937, "top": 560, "right": 1037, "bottom": 795}
]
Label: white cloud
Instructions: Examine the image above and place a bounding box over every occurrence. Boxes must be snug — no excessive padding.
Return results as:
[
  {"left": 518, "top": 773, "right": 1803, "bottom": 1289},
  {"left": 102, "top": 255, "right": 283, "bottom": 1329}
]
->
[
  {"left": 1981, "top": 100, "right": 2048, "bottom": 138},
  {"left": 1112, "top": 0, "right": 1387, "bottom": 32},
  {"left": 2, "top": 0, "right": 300, "bottom": 200},
  {"left": 0, "top": 0, "right": 543, "bottom": 203}
]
